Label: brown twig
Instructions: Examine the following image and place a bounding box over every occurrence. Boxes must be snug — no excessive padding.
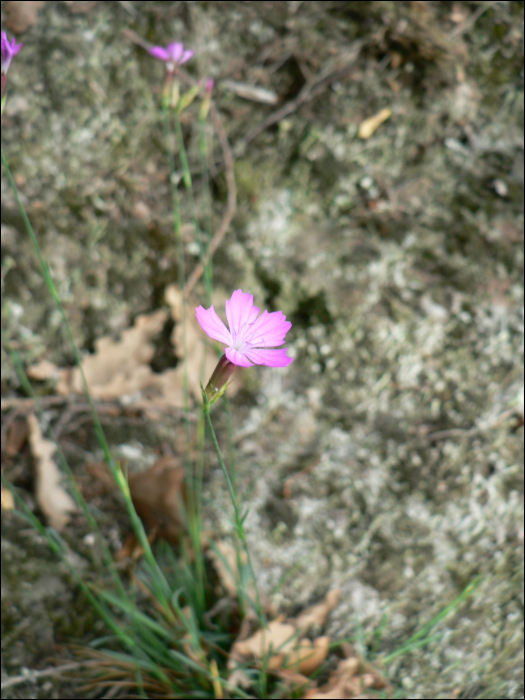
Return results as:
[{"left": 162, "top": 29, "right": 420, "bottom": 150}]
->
[
  {"left": 1, "top": 395, "right": 195, "bottom": 421},
  {"left": 231, "top": 44, "right": 363, "bottom": 160},
  {"left": 427, "top": 408, "right": 521, "bottom": 441},
  {"left": 184, "top": 52, "right": 363, "bottom": 296},
  {"left": 122, "top": 29, "right": 363, "bottom": 300},
  {"left": 1, "top": 395, "right": 72, "bottom": 411},
  {"left": 122, "top": 28, "right": 237, "bottom": 299},
  {"left": 0, "top": 661, "right": 99, "bottom": 690}
]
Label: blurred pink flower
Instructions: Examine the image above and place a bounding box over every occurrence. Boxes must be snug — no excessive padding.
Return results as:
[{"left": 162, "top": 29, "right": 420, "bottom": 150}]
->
[
  {"left": 196, "top": 290, "right": 293, "bottom": 368},
  {"left": 1, "top": 31, "right": 22, "bottom": 75},
  {"left": 148, "top": 42, "right": 194, "bottom": 69}
]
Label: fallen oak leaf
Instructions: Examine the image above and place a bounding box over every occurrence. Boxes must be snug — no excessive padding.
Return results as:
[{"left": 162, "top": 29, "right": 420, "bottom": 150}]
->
[
  {"left": 303, "top": 682, "right": 351, "bottom": 700},
  {"left": 71, "top": 310, "right": 168, "bottom": 399},
  {"left": 27, "top": 311, "right": 170, "bottom": 401},
  {"left": 303, "top": 650, "right": 390, "bottom": 699},
  {"left": 294, "top": 589, "right": 341, "bottom": 633},
  {"left": 284, "top": 635, "right": 330, "bottom": 676},
  {"left": 26, "top": 359, "right": 62, "bottom": 382},
  {"left": 128, "top": 455, "right": 186, "bottom": 544},
  {"left": 85, "top": 455, "right": 186, "bottom": 549},
  {"left": 27, "top": 414, "right": 76, "bottom": 531},
  {"left": 85, "top": 461, "right": 116, "bottom": 496},
  {"left": 275, "top": 667, "right": 312, "bottom": 691},
  {"left": 5, "top": 0, "right": 44, "bottom": 33},
  {"left": 27, "top": 297, "right": 232, "bottom": 409},
  {"left": 228, "top": 589, "right": 341, "bottom": 683},
  {"left": 230, "top": 618, "right": 299, "bottom": 671},
  {"left": 5, "top": 417, "right": 29, "bottom": 457}
]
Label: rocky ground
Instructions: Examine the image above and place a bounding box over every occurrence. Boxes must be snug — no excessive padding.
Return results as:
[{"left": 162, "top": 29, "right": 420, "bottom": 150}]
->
[{"left": 1, "top": 2, "right": 523, "bottom": 698}]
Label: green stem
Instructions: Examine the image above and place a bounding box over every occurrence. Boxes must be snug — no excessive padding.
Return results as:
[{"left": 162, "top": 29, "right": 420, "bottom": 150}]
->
[
  {"left": 161, "top": 103, "right": 206, "bottom": 613},
  {"left": 203, "top": 396, "right": 264, "bottom": 623},
  {"left": 198, "top": 116, "right": 213, "bottom": 253},
  {"left": 173, "top": 114, "right": 212, "bottom": 305}
]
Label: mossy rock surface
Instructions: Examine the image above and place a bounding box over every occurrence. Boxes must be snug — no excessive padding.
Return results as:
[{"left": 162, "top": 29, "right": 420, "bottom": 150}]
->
[{"left": 1, "top": 2, "right": 523, "bottom": 698}]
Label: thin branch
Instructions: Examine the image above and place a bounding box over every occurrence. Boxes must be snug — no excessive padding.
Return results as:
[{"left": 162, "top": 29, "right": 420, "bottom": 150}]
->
[
  {"left": 1, "top": 661, "right": 99, "bottom": 690},
  {"left": 231, "top": 46, "right": 363, "bottom": 160}
]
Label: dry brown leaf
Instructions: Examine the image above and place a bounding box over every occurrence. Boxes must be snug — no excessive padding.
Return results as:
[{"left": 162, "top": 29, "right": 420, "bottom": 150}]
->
[
  {"left": 5, "top": 417, "right": 29, "bottom": 456},
  {"left": 228, "top": 590, "right": 343, "bottom": 684},
  {"left": 231, "top": 618, "right": 299, "bottom": 670},
  {"left": 294, "top": 589, "right": 341, "bottom": 633},
  {"left": 165, "top": 284, "right": 223, "bottom": 401},
  {"left": 5, "top": 0, "right": 44, "bottom": 33},
  {"left": 284, "top": 635, "right": 330, "bottom": 676},
  {"left": 26, "top": 359, "right": 62, "bottom": 382},
  {"left": 27, "top": 290, "right": 235, "bottom": 409},
  {"left": 303, "top": 682, "right": 351, "bottom": 699},
  {"left": 27, "top": 414, "right": 76, "bottom": 531},
  {"left": 1, "top": 486, "right": 15, "bottom": 511},
  {"left": 115, "top": 533, "right": 141, "bottom": 561},
  {"left": 85, "top": 461, "right": 116, "bottom": 495},
  {"left": 27, "top": 311, "right": 169, "bottom": 400},
  {"left": 276, "top": 667, "right": 312, "bottom": 686},
  {"left": 357, "top": 108, "right": 392, "bottom": 139},
  {"left": 71, "top": 310, "right": 168, "bottom": 399},
  {"left": 128, "top": 455, "right": 186, "bottom": 544},
  {"left": 115, "top": 528, "right": 157, "bottom": 561},
  {"left": 303, "top": 650, "right": 390, "bottom": 700},
  {"left": 226, "top": 668, "right": 252, "bottom": 690}
]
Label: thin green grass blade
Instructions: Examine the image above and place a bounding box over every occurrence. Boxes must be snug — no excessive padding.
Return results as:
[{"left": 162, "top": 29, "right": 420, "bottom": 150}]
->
[{"left": 382, "top": 575, "right": 482, "bottom": 664}]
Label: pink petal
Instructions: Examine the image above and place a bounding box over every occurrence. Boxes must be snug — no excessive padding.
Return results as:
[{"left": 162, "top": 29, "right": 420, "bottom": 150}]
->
[
  {"left": 148, "top": 46, "right": 170, "bottom": 61},
  {"left": 179, "top": 49, "right": 194, "bottom": 65},
  {"left": 225, "top": 290, "right": 260, "bottom": 336},
  {"left": 244, "top": 310, "right": 292, "bottom": 348},
  {"left": 225, "top": 347, "right": 253, "bottom": 367},
  {"left": 195, "top": 305, "right": 231, "bottom": 345},
  {"left": 243, "top": 348, "right": 293, "bottom": 367},
  {"left": 166, "top": 42, "right": 184, "bottom": 63}
]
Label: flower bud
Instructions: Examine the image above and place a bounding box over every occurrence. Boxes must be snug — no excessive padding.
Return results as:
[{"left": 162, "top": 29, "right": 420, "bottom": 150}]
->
[
  {"left": 176, "top": 84, "right": 200, "bottom": 114},
  {"left": 199, "top": 78, "right": 214, "bottom": 121},
  {"left": 202, "top": 354, "right": 236, "bottom": 405},
  {"left": 1, "top": 31, "right": 22, "bottom": 111}
]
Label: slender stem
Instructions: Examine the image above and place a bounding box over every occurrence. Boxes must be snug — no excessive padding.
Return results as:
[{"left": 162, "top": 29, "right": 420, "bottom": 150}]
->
[
  {"left": 198, "top": 115, "right": 213, "bottom": 264},
  {"left": 203, "top": 397, "right": 264, "bottom": 622},
  {"left": 173, "top": 114, "right": 212, "bottom": 304},
  {"left": 161, "top": 103, "right": 207, "bottom": 612}
]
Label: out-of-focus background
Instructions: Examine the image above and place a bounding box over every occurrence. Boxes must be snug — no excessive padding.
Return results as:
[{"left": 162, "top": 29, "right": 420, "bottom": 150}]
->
[{"left": 1, "top": 1, "right": 523, "bottom": 698}]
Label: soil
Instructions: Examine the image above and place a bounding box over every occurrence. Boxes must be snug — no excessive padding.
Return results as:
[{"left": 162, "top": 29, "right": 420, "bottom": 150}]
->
[{"left": 1, "top": 2, "right": 523, "bottom": 699}]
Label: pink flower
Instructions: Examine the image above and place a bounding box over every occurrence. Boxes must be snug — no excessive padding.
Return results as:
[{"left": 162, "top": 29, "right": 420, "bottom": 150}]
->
[
  {"left": 148, "top": 42, "right": 194, "bottom": 69},
  {"left": 1, "top": 31, "right": 23, "bottom": 75},
  {"left": 196, "top": 290, "right": 293, "bottom": 368}
]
